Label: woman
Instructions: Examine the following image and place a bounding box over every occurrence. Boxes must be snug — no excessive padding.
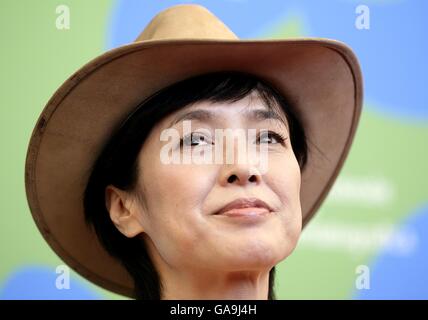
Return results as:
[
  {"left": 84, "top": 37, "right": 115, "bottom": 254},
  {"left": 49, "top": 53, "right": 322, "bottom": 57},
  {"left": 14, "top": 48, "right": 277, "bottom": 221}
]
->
[{"left": 25, "top": 4, "right": 363, "bottom": 299}]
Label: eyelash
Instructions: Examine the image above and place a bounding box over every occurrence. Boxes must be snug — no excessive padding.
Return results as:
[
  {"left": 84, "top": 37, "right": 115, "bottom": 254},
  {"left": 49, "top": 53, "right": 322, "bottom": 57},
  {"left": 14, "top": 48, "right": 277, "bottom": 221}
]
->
[
  {"left": 179, "top": 133, "right": 211, "bottom": 148},
  {"left": 258, "top": 131, "right": 288, "bottom": 146},
  {"left": 179, "top": 131, "right": 288, "bottom": 147}
]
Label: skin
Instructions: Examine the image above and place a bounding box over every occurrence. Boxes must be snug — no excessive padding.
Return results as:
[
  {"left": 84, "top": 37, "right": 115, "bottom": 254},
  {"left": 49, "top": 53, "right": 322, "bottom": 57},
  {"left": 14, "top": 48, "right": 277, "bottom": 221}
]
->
[{"left": 106, "top": 92, "right": 302, "bottom": 299}]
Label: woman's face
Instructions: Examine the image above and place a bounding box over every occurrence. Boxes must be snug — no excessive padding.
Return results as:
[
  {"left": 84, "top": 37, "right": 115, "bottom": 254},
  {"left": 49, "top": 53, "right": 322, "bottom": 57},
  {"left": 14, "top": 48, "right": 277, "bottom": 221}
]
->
[{"left": 121, "top": 92, "right": 302, "bottom": 273}]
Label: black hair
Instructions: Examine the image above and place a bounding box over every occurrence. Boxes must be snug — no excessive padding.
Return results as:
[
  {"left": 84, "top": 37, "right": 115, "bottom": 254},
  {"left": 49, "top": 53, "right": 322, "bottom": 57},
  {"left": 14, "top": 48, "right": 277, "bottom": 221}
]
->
[{"left": 83, "top": 71, "right": 308, "bottom": 300}]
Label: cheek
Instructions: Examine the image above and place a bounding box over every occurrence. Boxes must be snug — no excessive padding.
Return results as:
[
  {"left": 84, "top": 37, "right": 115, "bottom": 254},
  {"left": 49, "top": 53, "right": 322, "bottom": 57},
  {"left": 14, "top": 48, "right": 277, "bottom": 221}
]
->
[
  {"left": 268, "top": 154, "right": 302, "bottom": 210},
  {"left": 268, "top": 155, "right": 303, "bottom": 246},
  {"left": 138, "top": 161, "right": 215, "bottom": 263},
  {"left": 146, "top": 162, "right": 214, "bottom": 212}
]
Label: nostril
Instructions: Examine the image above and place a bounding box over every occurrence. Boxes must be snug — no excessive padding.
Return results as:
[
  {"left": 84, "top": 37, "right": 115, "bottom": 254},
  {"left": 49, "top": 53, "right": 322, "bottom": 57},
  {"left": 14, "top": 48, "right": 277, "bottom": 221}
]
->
[
  {"left": 227, "top": 174, "right": 258, "bottom": 184},
  {"left": 227, "top": 175, "right": 237, "bottom": 183}
]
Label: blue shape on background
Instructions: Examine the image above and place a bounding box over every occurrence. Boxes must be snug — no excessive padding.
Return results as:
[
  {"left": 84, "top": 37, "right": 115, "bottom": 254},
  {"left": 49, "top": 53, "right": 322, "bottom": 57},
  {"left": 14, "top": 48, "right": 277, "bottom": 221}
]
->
[
  {"left": 354, "top": 204, "right": 428, "bottom": 299},
  {"left": 0, "top": 265, "right": 101, "bottom": 300},
  {"left": 108, "top": 0, "right": 428, "bottom": 121}
]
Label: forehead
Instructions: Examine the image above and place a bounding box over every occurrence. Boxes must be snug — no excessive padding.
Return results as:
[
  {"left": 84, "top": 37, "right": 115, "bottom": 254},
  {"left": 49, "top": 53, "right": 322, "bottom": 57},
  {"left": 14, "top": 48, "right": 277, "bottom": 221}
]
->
[{"left": 165, "top": 94, "right": 289, "bottom": 131}]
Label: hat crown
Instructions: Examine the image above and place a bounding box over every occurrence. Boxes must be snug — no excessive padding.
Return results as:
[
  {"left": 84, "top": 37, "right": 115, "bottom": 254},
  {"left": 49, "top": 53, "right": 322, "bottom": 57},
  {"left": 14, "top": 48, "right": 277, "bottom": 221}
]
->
[{"left": 135, "top": 4, "right": 238, "bottom": 42}]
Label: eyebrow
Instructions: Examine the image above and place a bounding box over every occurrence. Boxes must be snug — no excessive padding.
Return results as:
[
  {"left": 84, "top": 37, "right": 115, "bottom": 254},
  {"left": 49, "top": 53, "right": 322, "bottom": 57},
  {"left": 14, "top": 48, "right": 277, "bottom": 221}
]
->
[{"left": 169, "top": 107, "right": 288, "bottom": 130}]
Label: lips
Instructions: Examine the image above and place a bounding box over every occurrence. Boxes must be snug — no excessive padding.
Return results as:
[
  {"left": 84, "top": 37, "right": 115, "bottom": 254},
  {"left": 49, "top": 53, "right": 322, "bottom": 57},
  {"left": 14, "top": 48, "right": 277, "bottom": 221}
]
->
[{"left": 214, "top": 197, "right": 273, "bottom": 216}]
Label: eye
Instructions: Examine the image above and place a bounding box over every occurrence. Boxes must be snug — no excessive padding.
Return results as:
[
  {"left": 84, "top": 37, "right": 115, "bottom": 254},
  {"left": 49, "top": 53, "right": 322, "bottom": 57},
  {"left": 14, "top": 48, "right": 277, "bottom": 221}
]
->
[
  {"left": 180, "top": 132, "right": 212, "bottom": 147},
  {"left": 257, "top": 131, "right": 287, "bottom": 145}
]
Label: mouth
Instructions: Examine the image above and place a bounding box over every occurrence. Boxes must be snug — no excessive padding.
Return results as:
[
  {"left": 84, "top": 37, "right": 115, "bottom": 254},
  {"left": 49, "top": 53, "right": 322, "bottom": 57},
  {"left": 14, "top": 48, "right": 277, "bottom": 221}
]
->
[{"left": 214, "top": 197, "right": 273, "bottom": 217}]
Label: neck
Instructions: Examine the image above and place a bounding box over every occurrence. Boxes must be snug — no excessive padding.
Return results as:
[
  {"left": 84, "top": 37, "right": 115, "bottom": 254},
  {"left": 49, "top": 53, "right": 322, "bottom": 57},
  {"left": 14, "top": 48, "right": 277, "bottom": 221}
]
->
[{"left": 160, "top": 267, "right": 272, "bottom": 300}]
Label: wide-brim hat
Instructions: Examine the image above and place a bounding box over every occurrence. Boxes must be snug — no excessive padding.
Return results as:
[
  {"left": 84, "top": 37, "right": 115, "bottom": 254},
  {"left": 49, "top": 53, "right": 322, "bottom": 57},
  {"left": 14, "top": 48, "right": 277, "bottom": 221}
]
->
[{"left": 25, "top": 4, "right": 363, "bottom": 298}]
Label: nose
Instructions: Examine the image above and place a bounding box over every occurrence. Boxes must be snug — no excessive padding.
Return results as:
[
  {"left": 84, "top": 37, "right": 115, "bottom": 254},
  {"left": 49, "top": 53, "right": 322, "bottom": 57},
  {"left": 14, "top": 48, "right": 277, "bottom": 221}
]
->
[
  {"left": 217, "top": 128, "right": 264, "bottom": 187},
  {"left": 220, "top": 164, "right": 262, "bottom": 186}
]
